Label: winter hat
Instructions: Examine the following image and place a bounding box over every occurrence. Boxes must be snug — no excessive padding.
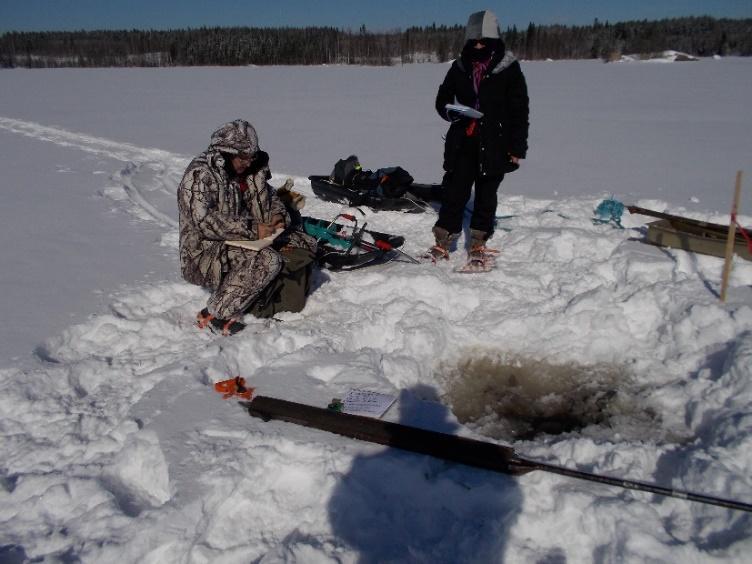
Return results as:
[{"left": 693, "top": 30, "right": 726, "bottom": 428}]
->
[
  {"left": 464, "top": 10, "right": 501, "bottom": 41},
  {"left": 209, "top": 119, "right": 260, "bottom": 155}
]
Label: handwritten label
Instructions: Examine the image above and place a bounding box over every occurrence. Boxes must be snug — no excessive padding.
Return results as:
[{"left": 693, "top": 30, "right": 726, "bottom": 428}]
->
[{"left": 342, "top": 389, "right": 396, "bottom": 418}]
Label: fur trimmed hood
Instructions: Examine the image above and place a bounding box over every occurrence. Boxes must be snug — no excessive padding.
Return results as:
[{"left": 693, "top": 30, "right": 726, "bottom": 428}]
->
[{"left": 490, "top": 50, "right": 518, "bottom": 74}]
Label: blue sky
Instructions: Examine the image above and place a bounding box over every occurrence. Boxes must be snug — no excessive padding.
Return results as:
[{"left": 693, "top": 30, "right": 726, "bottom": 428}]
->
[{"left": 1, "top": 0, "right": 750, "bottom": 33}]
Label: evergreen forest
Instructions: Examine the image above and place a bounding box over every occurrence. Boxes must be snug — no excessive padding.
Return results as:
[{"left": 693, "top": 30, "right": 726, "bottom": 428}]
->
[{"left": 1, "top": 16, "right": 750, "bottom": 68}]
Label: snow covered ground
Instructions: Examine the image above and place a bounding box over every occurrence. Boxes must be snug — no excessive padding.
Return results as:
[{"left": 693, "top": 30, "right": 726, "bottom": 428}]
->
[{"left": 1, "top": 57, "right": 751, "bottom": 562}]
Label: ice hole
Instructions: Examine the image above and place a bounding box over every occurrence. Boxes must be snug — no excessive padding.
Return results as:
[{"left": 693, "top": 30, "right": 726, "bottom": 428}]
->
[{"left": 440, "top": 352, "right": 664, "bottom": 442}]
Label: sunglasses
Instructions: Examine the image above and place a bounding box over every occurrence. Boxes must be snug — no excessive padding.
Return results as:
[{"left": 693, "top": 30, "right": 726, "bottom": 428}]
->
[{"left": 234, "top": 152, "right": 256, "bottom": 163}]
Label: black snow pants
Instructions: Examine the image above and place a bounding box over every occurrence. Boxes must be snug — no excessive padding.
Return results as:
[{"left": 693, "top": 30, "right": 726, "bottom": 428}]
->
[{"left": 435, "top": 135, "right": 504, "bottom": 238}]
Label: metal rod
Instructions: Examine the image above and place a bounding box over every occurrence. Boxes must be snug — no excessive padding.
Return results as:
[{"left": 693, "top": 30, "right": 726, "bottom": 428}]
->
[{"left": 510, "top": 458, "right": 752, "bottom": 513}]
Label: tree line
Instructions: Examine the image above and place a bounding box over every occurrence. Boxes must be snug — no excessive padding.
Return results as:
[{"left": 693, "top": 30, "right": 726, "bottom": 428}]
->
[{"left": 1, "top": 16, "right": 750, "bottom": 68}]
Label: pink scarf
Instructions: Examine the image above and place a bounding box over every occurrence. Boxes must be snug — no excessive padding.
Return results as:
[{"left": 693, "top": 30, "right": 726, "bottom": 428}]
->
[
  {"left": 472, "top": 59, "right": 490, "bottom": 100},
  {"left": 466, "top": 58, "right": 491, "bottom": 136}
]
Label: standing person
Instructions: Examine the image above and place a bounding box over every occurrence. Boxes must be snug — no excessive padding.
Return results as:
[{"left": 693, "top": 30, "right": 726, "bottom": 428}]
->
[
  {"left": 428, "top": 9, "right": 529, "bottom": 271},
  {"left": 177, "top": 119, "right": 317, "bottom": 335}
]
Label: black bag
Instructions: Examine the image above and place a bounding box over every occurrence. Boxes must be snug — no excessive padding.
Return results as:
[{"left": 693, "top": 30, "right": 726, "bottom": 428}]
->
[
  {"left": 330, "top": 155, "right": 363, "bottom": 185},
  {"left": 329, "top": 155, "right": 413, "bottom": 196},
  {"left": 375, "top": 166, "right": 414, "bottom": 198}
]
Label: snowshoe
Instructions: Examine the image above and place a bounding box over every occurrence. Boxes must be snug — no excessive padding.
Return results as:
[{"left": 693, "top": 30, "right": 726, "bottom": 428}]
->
[
  {"left": 421, "top": 244, "right": 450, "bottom": 263},
  {"left": 303, "top": 214, "right": 415, "bottom": 271},
  {"left": 318, "top": 248, "right": 386, "bottom": 270},
  {"left": 303, "top": 216, "right": 405, "bottom": 249},
  {"left": 455, "top": 246, "right": 499, "bottom": 273}
]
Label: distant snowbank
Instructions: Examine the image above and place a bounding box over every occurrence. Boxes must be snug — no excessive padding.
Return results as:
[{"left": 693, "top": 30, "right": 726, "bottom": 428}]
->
[{"left": 614, "top": 50, "right": 701, "bottom": 63}]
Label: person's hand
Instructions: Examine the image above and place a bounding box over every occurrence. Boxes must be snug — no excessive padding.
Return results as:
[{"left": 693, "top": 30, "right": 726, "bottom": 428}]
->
[
  {"left": 270, "top": 214, "right": 286, "bottom": 230},
  {"left": 446, "top": 108, "right": 470, "bottom": 123},
  {"left": 257, "top": 222, "right": 276, "bottom": 239},
  {"left": 504, "top": 154, "right": 522, "bottom": 173}
]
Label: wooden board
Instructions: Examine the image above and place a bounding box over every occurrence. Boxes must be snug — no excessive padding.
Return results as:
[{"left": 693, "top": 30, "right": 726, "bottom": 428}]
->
[
  {"left": 628, "top": 205, "right": 749, "bottom": 239},
  {"left": 646, "top": 219, "right": 751, "bottom": 261}
]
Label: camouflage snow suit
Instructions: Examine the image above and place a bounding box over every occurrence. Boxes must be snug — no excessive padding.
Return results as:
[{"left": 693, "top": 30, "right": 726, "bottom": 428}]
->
[{"left": 177, "top": 119, "right": 316, "bottom": 320}]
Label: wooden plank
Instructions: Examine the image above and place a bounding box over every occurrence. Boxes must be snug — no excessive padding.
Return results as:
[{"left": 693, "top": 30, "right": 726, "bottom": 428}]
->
[
  {"left": 721, "top": 172, "right": 744, "bottom": 301},
  {"left": 646, "top": 219, "right": 751, "bottom": 261}
]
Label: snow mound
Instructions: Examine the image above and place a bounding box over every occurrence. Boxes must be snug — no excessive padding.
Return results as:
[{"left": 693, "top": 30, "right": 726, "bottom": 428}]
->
[{"left": 102, "top": 430, "right": 171, "bottom": 515}]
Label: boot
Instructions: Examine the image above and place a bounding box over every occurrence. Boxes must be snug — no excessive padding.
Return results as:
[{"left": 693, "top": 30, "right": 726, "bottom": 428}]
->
[
  {"left": 468, "top": 229, "right": 490, "bottom": 262},
  {"left": 196, "top": 308, "right": 246, "bottom": 336},
  {"left": 467, "top": 229, "right": 500, "bottom": 269},
  {"left": 423, "top": 226, "right": 459, "bottom": 262},
  {"left": 467, "top": 229, "right": 499, "bottom": 267},
  {"left": 460, "top": 229, "right": 499, "bottom": 272}
]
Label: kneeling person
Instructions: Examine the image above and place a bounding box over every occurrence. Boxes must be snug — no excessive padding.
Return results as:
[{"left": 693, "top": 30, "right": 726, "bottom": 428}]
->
[{"left": 177, "top": 119, "right": 317, "bottom": 335}]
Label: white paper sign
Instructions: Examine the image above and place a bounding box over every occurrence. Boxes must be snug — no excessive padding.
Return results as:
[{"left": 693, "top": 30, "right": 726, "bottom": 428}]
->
[{"left": 342, "top": 389, "right": 396, "bottom": 418}]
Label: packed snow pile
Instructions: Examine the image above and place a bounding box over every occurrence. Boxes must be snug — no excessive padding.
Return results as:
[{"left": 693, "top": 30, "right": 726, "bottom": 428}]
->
[{"left": 1, "top": 60, "right": 751, "bottom": 562}]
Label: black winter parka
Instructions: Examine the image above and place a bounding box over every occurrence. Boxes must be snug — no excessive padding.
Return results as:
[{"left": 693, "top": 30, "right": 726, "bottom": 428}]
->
[{"left": 435, "top": 46, "right": 529, "bottom": 177}]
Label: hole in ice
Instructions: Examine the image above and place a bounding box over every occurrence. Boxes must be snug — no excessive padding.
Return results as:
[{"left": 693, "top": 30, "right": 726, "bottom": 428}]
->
[
  {"left": 440, "top": 352, "right": 664, "bottom": 442},
  {"left": 0, "top": 545, "right": 28, "bottom": 564}
]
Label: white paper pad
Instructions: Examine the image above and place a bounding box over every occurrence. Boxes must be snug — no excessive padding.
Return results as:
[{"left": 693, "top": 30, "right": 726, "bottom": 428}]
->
[
  {"left": 226, "top": 228, "right": 284, "bottom": 251},
  {"left": 342, "top": 389, "right": 397, "bottom": 418},
  {"left": 445, "top": 103, "right": 484, "bottom": 119}
]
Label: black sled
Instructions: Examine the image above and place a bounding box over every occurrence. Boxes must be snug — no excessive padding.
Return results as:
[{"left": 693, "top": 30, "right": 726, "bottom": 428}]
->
[
  {"left": 308, "top": 155, "right": 442, "bottom": 213},
  {"left": 308, "top": 176, "right": 441, "bottom": 213}
]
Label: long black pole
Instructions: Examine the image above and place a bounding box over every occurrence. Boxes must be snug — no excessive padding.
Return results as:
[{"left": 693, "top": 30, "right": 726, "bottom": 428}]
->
[
  {"left": 245, "top": 396, "right": 752, "bottom": 513},
  {"left": 508, "top": 458, "right": 752, "bottom": 513}
]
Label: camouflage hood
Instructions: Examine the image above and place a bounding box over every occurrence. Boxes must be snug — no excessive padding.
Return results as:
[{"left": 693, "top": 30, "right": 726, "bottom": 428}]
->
[{"left": 209, "top": 119, "right": 260, "bottom": 155}]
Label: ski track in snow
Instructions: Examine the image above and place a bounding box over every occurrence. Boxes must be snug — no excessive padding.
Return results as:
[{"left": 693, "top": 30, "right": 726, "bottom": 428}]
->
[
  {"left": 2, "top": 117, "right": 752, "bottom": 562},
  {"left": 0, "top": 116, "right": 184, "bottom": 230},
  {"left": 0, "top": 115, "right": 318, "bottom": 233},
  {"left": 0, "top": 116, "right": 183, "bottom": 167}
]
